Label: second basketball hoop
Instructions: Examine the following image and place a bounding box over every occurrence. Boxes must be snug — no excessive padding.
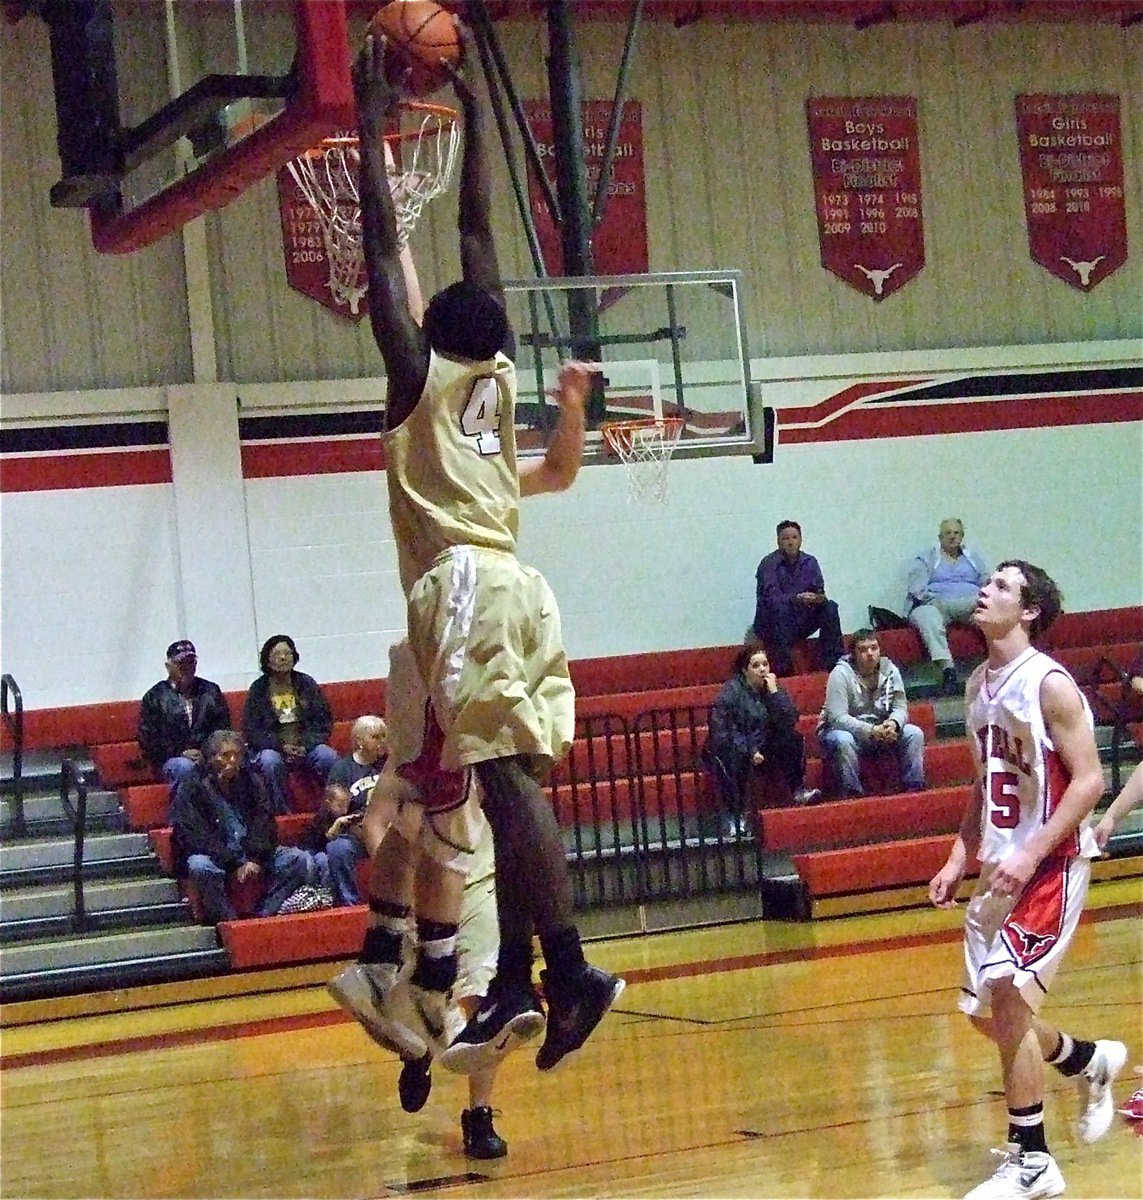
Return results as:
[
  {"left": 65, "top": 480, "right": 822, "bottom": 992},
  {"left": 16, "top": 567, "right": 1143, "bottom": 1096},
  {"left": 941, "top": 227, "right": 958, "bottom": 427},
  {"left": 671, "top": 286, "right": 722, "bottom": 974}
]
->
[{"left": 601, "top": 416, "right": 684, "bottom": 504}]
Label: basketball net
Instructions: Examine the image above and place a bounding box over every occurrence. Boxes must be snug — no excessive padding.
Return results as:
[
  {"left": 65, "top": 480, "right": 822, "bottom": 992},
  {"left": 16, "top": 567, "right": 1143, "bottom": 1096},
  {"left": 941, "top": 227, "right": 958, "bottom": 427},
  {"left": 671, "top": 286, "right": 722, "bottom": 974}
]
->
[
  {"left": 601, "top": 417, "right": 685, "bottom": 504},
  {"left": 286, "top": 101, "right": 460, "bottom": 315}
]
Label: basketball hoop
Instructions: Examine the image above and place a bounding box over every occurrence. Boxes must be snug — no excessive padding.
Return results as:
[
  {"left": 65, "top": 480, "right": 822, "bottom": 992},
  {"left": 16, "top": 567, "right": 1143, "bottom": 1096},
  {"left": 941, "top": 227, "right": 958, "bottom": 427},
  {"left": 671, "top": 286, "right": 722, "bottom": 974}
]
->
[
  {"left": 601, "top": 416, "right": 685, "bottom": 504},
  {"left": 285, "top": 100, "right": 460, "bottom": 315}
]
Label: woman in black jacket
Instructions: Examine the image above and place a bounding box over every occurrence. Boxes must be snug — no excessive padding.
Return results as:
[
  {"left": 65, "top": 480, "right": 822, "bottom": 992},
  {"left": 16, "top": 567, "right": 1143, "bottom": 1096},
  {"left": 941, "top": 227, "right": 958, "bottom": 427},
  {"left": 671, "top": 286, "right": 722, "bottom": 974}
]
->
[
  {"left": 243, "top": 634, "right": 337, "bottom": 813},
  {"left": 702, "top": 646, "right": 820, "bottom": 826}
]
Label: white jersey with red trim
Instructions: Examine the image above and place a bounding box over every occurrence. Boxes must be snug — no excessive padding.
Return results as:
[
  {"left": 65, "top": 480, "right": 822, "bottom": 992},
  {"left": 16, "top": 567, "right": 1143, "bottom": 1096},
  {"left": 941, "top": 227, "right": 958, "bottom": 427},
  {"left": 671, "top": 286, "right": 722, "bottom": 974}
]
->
[{"left": 965, "top": 646, "right": 1099, "bottom": 865}]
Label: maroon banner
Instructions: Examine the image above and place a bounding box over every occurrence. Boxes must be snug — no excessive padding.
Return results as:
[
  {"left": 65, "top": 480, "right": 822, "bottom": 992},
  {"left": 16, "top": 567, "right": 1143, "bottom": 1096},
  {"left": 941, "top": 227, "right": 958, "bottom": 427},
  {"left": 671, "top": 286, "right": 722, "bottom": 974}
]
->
[
  {"left": 806, "top": 97, "right": 924, "bottom": 302},
  {"left": 1015, "top": 94, "right": 1127, "bottom": 292},
  {"left": 277, "top": 155, "right": 367, "bottom": 321},
  {"left": 524, "top": 100, "right": 648, "bottom": 280}
]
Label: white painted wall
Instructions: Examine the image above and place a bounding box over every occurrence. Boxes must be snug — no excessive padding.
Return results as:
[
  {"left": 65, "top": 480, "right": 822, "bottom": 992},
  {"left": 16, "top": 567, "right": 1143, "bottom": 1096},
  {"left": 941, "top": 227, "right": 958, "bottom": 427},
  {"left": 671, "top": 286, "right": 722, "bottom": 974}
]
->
[{"left": 2, "top": 341, "right": 1139, "bottom": 712}]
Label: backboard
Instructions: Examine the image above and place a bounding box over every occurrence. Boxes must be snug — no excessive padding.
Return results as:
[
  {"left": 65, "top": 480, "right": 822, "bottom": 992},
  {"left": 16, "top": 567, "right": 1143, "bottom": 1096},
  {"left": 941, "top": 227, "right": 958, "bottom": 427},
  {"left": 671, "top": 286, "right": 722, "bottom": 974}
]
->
[
  {"left": 504, "top": 271, "right": 772, "bottom": 463},
  {"left": 35, "top": 0, "right": 355, "bottom": 254}
]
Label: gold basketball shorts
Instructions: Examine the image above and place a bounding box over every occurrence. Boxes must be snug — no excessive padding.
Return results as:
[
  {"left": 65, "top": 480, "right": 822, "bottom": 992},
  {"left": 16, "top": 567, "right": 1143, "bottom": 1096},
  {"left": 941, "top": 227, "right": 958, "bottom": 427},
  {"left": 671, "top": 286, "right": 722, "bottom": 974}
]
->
[{"left": 405, "top": 544, "right": 575, "bottom": 772}]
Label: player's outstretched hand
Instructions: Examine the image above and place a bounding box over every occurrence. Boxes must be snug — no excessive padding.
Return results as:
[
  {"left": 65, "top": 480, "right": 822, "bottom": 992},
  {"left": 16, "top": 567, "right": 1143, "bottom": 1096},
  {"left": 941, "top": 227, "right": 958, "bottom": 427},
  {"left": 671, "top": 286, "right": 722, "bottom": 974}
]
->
[
  {"left": 353, "top": 32, "right": 399, "bottom": 129},
  {"left": 554, "top": 360, "right": 601, "bottom": 411}
]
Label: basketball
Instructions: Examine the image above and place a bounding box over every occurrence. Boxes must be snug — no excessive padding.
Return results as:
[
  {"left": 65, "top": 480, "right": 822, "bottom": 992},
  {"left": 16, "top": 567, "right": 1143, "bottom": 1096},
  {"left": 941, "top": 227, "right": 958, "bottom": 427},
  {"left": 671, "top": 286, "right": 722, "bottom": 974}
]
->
[{"left": 370, "top": 1, "right": 459, "bottom": 98}]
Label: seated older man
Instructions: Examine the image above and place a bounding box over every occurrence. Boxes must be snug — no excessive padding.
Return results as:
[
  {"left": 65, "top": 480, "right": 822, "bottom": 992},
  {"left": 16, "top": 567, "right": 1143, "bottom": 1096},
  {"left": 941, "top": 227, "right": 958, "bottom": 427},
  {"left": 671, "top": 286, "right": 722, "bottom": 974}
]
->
[
  {"left": 906, "top": 518, "right": 988, "bottom": 695},
  {"left": 171, "top": 730, "right": 310, "bottom": 923}
]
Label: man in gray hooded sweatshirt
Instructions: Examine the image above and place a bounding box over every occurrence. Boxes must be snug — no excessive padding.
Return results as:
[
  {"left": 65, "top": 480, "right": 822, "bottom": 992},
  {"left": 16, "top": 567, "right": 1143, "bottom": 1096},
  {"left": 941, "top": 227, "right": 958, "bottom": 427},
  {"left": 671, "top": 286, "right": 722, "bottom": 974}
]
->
[{"left": 818, "top": 629, "right": 926, "bottom": 797}]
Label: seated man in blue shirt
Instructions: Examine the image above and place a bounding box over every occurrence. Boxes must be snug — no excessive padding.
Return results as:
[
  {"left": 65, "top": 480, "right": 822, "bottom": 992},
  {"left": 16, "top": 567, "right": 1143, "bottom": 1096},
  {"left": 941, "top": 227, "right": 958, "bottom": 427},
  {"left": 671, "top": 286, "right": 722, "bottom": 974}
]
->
[
  {"left": 906, "top": 517, "right": 988, "bottom": 695},
  {"left": 752, "top": 520, "right": 844, "bottom": 676}
]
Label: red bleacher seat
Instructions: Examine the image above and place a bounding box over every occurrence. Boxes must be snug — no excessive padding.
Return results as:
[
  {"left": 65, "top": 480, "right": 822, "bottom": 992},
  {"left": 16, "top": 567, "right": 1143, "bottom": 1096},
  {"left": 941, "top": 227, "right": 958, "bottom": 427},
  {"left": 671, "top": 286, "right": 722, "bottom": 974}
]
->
[
  {"left": 873, "top": 623, "right": 984, "bottom": 666},
  {"left": 219, "top": 906, "right": 369, "bottom": 969},
  {"left": 802, "top": 739, "right": 974, "bottom": 794},
  {"left": 1054, "top": 641, "right": 1141, "bottom": 682},
  {"left": 1042, "top": 606, "right": 1142, "bottom": 651},
  {"left": 758, "top": 784, "right": 970, "bottom": 854},
  {"left": 123, "top": 783, "right": 170, "bottom": 830},
  {"left": 92, "top": 741, "right": 154, "bottom": 788},
  {"left": 569, "top": 645, "right": 740, "bottom": 698},
  {"left": 790, "top": 833, "right": 973, "bottom": 898}
]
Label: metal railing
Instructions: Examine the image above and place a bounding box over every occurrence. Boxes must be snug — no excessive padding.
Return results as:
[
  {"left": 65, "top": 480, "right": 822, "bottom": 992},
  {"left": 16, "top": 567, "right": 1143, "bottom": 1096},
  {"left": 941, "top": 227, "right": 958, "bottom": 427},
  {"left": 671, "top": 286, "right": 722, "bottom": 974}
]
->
[
  {"left": 551, "top": 704, "right": 761, "bottom": 913},
  {"left": 1, "top": 673, "right": 26, "bottom": 837},
  {"left": 59, "top": 757, "right": 90, "bottom": 933}
]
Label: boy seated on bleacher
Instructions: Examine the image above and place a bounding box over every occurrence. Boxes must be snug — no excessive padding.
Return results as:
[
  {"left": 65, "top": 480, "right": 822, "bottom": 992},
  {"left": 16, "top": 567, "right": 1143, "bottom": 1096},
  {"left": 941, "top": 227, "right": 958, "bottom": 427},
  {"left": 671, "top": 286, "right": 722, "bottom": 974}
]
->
[
  {"left": 817, "top": 629, "right": 926, "bottom": 798},
  {"left": 294, "top": 781, "right": 368, "bottom": 907}
]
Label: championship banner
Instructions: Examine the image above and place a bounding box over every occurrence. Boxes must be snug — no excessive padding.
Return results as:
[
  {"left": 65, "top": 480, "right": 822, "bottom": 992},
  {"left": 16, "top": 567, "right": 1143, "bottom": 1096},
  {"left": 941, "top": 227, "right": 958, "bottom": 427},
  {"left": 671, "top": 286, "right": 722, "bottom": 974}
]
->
[
  {"left": 806, "top": 97, "right": 924, "bottom": 302},
  {"left": 524, "top": 100, "right": 648, "bottom": 281},
  {"left": 277, "top": 151, "right": 366, "bottom": 321},
  {"left": 1015, "top": 94, "right": 1127, "bottom": 292}
]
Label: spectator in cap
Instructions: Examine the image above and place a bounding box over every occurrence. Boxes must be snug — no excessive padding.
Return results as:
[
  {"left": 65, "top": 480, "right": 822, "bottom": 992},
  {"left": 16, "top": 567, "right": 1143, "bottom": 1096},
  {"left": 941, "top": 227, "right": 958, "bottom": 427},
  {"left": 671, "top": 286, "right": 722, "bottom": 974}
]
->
[
  {"left": 243, "top": 634, "right": 337, "bottom": 813},
  {"left": 137, "top": 640, "right": 232, "bottom": 800}
]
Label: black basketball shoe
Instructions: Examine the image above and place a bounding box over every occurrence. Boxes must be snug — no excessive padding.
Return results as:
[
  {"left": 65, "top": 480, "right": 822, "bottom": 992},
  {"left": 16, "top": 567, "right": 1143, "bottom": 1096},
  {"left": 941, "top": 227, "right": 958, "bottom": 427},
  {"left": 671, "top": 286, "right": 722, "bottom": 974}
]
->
[
  {"left": 461, "top": 1106, "right": 507, "bottom": 1159},
  {"left": 535, "top": 964, "right": 625, "bottom": 1072},
  {"left": 439, "top": 984, "right": 545, "bottom": 1075}
]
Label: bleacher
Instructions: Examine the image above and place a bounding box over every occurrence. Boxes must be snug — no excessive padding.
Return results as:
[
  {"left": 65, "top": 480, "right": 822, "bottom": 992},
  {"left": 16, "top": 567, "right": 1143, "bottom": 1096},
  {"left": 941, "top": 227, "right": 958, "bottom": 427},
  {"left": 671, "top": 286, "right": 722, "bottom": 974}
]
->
[{"left": 2, "top": 605, "right": 1139, "bottom": 989}]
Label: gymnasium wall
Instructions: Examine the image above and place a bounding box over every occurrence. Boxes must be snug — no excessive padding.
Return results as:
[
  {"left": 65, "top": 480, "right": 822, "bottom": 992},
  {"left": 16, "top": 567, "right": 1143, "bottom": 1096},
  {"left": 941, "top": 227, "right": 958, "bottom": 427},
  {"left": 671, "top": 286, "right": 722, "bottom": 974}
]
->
[
  {"left": 2, "top": 338, "right": 1139, "bottom": 710},
  {"left": 0, "top": 10, "right": 1140, "bottom": 711},
  {"left": 1, "top": 12, "right": 1140, "bottom": 393}
]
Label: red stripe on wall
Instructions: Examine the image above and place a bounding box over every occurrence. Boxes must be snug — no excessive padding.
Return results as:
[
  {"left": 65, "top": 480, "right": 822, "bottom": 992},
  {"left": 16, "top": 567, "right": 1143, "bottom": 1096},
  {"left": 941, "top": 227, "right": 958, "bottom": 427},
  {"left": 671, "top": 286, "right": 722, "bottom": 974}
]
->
[
  {"left": 241, "top": 438, "right": 385, "bottom": 478},
  {"left": 777, "top": 379, "right": 932, "bottom": 425},
  {"left": 0, "top": 450, "right": 172, "bottom": 492},
  {"left": 778, "top": 389, "right": 1142, "bottom": 443}
]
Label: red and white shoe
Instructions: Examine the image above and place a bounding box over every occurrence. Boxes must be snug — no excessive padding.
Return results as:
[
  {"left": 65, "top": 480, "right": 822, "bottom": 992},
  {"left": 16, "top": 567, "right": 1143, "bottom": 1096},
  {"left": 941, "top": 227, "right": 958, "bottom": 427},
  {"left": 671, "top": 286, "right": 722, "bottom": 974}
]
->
[{"left": 1118, "top": 1089, "right": 1143, "bottom": 1120}]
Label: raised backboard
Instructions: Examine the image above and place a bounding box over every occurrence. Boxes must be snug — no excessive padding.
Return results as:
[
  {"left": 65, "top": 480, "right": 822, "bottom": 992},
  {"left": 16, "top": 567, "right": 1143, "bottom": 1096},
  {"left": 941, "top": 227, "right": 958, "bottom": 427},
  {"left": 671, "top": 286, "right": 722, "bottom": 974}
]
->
[{"left": 37, "top": 0, "right": 354, "bottom": 254}]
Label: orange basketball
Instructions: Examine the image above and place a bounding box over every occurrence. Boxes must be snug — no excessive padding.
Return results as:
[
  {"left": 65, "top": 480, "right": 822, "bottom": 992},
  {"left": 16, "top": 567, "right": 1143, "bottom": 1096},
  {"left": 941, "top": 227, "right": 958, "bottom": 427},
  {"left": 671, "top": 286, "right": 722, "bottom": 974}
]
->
[{"left": 370, "top": 1, "right": 459, "bottom": 98}]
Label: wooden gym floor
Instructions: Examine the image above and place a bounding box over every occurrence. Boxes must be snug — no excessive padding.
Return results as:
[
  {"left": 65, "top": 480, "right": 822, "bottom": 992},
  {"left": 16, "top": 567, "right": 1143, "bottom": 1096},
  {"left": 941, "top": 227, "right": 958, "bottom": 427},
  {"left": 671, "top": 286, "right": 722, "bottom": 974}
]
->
[{"left": 2, "top": 881, "right": 1140, "bottom": 1200}]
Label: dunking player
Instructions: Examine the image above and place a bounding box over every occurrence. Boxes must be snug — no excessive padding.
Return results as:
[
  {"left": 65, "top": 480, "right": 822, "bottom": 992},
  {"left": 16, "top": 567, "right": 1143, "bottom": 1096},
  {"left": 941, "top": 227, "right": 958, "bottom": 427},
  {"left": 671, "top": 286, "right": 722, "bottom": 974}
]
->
[
  {"left": 329, "top": 25, "right": 622, "bottom": 1077},
  {"left": 930, "top": 561, "right": 1128, "bottom": 1200}
]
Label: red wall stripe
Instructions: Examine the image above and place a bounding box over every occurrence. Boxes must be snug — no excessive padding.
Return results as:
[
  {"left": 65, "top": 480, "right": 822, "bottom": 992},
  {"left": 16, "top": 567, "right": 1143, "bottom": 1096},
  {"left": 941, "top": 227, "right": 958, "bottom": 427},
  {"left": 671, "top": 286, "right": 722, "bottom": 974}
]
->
[
  {"left": 240, "top": 438, "right": 386, "bottom": 478},
  {"left": 777, "top": 389, "right": 1143, "bottom": 443},
  {"left": 0, "top": 450, "right": 172, "bottom": 493}
]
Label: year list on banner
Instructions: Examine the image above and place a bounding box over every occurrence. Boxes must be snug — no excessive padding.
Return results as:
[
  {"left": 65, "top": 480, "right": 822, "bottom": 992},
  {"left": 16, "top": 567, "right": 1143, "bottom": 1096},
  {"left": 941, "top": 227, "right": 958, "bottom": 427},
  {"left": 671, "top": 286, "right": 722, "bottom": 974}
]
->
[
  {"left": 1015, "top": 94, "right": 1127, "bottom": 292},
  {"left": 806, "top": 96, "right": 924, "bottom": 302}
]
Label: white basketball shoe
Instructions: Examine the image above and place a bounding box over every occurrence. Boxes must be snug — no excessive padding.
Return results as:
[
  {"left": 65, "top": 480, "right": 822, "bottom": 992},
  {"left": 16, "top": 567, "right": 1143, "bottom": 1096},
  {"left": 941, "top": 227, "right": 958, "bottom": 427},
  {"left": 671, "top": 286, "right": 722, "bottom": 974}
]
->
[
  {"left": 1076, "top": 1039, "right": 1128, "bottom": 1143},
  {"left": 963, "top": 1144, "right": 1065, "bottom": 1200}
]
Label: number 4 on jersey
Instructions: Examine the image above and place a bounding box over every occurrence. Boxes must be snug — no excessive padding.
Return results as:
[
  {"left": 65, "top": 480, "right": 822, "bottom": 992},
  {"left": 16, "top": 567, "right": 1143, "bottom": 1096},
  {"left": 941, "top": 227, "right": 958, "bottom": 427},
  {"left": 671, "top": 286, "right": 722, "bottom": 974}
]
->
[{"left": 460, "top": 376, "right": 503, "bottom": 455}]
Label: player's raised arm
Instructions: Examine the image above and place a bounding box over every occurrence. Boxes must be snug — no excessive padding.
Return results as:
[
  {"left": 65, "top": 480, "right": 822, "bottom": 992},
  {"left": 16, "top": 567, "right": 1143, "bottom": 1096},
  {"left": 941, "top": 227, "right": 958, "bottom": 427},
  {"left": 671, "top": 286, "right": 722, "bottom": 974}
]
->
[
  {"left": 354, "top": 34, "right": 428, "bottom": 427},
  {"left": 519, "top": 361, "right": 596, "bottom": 497},
  {"left": 447, "top": 22, "right": 503, "bottom": 308}
]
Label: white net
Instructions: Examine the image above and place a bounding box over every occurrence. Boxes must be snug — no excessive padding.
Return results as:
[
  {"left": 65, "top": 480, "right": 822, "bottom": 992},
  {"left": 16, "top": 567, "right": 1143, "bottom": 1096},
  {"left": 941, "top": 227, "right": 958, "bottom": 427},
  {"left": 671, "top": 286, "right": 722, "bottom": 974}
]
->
[
  {"left": 286, "top": 104, "right": 460, "bottom": 315},
  {"left": 602, "top": 418, "right": 684, "bottom": 504}
]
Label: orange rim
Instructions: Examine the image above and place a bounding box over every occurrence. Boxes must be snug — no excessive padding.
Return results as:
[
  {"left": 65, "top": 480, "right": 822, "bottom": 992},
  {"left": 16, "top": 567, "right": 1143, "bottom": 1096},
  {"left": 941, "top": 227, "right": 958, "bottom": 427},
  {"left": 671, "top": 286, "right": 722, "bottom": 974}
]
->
[
  {"left": 317, "top": 100, "right": 459, "bottom": 150},
  {"left": 601, "top": 416, "right": 684, "bottom": 454}
]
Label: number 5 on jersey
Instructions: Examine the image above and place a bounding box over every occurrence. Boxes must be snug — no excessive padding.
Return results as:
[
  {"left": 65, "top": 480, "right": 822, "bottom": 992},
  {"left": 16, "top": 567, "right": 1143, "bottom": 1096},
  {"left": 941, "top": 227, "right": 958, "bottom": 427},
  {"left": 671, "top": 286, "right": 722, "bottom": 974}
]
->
[
  {"left": 461, "top": 376, "right": 503, "bottom": 455},
  {"left": 988, "top": 769, "right": 1020, "bottom": 828}
]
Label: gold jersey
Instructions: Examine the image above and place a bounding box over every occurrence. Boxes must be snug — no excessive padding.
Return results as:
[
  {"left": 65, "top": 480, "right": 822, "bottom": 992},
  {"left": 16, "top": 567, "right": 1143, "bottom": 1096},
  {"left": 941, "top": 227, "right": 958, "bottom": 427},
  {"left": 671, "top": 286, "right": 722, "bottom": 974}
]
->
[{"left": 385, "top": 349, "right": 520, "bottom": 595}]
